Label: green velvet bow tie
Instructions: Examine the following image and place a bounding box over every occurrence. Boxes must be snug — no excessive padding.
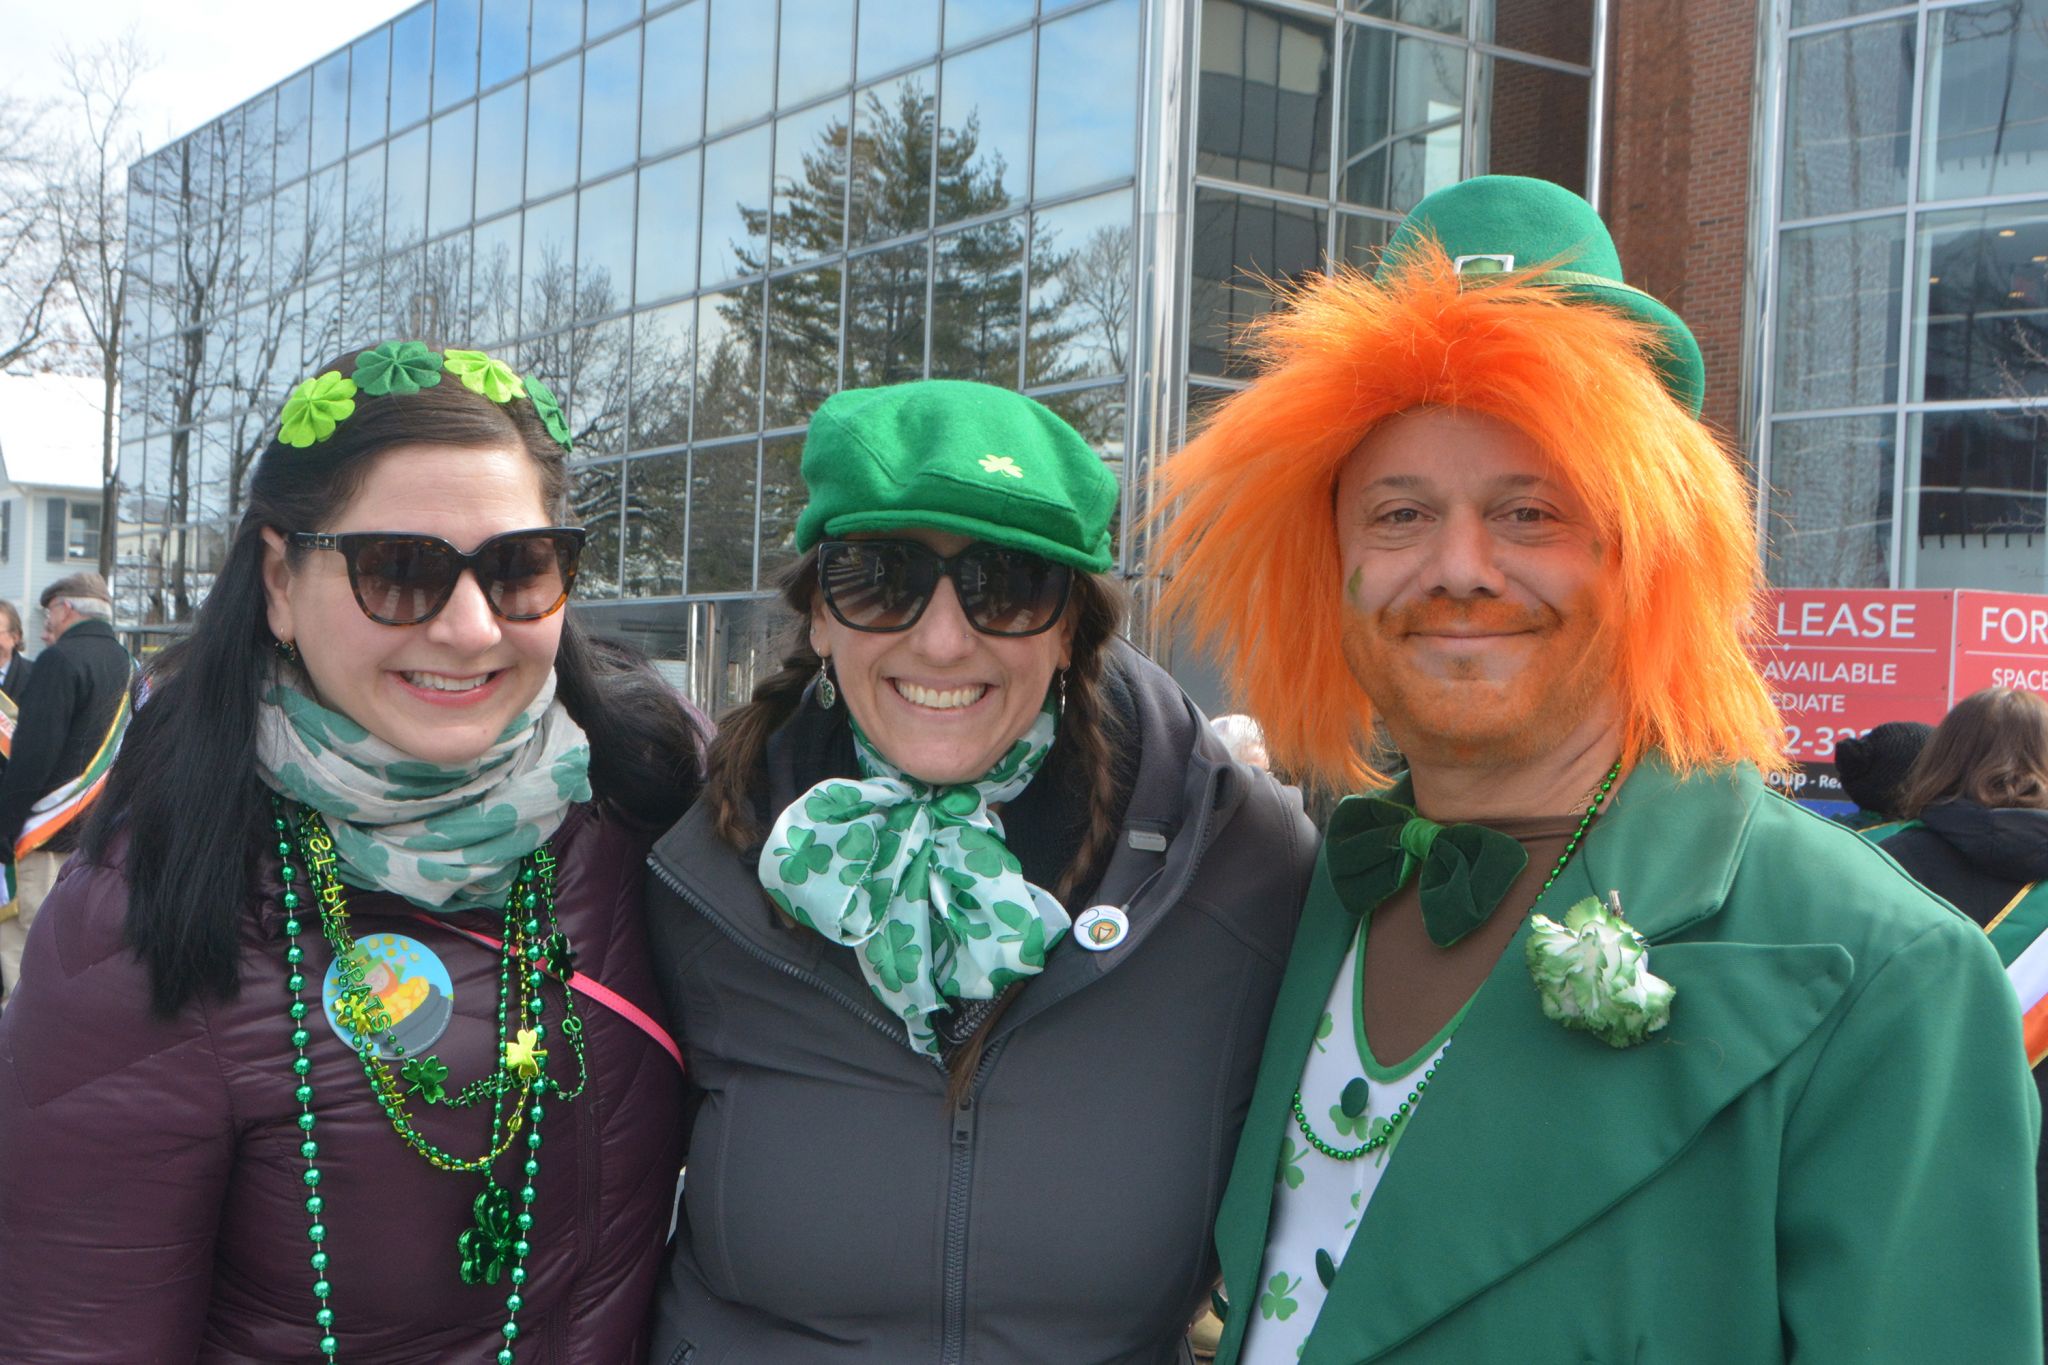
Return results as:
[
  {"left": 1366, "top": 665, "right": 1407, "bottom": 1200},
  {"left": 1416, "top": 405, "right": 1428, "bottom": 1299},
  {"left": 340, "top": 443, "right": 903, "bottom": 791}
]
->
[{"left": 1327, "top": 798, "right": 1530, "bottom": 948}]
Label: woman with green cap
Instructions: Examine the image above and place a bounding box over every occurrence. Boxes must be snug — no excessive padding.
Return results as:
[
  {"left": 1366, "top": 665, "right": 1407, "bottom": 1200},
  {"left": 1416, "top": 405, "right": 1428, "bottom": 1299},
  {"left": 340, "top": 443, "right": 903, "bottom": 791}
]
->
[{"left": 644, "top": 378, "right": 1317, "bottom": 1362}]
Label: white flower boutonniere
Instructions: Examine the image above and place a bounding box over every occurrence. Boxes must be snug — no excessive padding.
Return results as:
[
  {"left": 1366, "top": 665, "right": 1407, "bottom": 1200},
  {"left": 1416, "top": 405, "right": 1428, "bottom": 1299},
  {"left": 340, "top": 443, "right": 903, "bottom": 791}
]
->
[{"left": 1525, "top": 891, "right": 1675, "bottom": 1048}]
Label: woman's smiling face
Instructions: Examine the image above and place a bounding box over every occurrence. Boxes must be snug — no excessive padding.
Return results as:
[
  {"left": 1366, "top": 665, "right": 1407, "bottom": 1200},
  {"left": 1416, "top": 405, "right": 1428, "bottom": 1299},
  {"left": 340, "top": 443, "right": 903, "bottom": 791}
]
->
[{"left": 811, "top": 529, "right": 1075, "bottom": 785}]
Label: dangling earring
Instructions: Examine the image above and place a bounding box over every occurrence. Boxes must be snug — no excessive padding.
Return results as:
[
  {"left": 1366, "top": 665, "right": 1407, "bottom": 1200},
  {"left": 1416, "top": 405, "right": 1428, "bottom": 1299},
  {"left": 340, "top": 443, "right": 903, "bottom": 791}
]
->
[
  {"left": 816, "top": 659, "right": 837, "bottom": 710},
  {"left": 275, "top": 638, "right": 301, "bottom": 665},
  {"left": 1055, "top": 668, "right": 1068, "bottom": 721}
]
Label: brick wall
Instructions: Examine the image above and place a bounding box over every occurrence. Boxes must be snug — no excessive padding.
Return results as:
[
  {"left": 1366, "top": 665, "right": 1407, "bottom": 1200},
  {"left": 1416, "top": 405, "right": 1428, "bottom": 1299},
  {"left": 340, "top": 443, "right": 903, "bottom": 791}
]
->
[{"left": 1604, "top": 0, "right": 1762, "bottom": 450}]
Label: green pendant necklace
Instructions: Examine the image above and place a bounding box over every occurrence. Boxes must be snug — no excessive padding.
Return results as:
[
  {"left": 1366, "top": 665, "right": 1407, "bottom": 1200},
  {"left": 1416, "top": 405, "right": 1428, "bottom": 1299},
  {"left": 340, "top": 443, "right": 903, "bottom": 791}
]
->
[
  {"left": 273, "top": 796, "right": 586, "bottom": 1363},
  {"left": 1290, "top": 759, "right": 1623, "bottom": 1162}
]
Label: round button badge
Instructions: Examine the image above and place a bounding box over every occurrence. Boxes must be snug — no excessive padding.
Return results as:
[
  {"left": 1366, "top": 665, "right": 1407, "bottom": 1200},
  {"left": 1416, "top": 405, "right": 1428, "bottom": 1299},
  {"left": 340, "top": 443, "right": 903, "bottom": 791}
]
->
[{"left": 1074, "top": 905, "right": 1130, "bottom": 952}]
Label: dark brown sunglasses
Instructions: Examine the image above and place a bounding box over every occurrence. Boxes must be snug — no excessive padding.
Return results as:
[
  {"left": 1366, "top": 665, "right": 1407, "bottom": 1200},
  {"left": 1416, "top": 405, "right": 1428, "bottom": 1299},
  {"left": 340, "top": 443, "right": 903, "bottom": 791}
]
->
[{"left": 288, "top": 526, "right": 586, "bottom": 626}]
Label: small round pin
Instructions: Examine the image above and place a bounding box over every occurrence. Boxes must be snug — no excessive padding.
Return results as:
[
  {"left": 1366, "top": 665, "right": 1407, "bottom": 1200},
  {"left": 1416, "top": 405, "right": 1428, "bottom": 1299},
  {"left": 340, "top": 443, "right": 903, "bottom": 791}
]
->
[{"left": 1074, "top": 905, "right": 1129, "bottom": 952}]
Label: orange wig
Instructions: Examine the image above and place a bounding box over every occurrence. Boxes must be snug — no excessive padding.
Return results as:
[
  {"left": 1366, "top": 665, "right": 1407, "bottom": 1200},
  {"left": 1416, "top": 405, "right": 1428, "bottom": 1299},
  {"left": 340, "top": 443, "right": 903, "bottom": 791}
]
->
[{"left": 1152, "top": 243, "right": 1786, "bottom": 791}]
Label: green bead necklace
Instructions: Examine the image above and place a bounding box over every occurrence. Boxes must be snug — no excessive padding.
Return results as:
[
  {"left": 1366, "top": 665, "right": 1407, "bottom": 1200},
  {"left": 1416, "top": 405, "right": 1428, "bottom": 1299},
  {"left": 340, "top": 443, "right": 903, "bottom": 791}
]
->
[
  {"left": 273, "top": 797, "right": 585, "bottom": 1364},
  {"left": 1291, "top": 759, "right": 1623, "bottom": 1162}
]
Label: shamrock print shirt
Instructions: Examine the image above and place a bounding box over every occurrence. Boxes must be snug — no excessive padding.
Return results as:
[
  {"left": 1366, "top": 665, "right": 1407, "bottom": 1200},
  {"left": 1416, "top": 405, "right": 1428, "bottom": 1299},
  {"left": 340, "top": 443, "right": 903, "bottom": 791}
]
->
[{"left": 1237, "top": 915, "right": 1466, "bottom": 1365}]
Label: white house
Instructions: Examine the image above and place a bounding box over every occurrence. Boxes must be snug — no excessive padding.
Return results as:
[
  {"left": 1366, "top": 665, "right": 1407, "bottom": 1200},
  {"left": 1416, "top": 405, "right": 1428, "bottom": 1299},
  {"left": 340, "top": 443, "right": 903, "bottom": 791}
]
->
[{"left": 0, "top": 373, "right": 108, "bottom": 646}]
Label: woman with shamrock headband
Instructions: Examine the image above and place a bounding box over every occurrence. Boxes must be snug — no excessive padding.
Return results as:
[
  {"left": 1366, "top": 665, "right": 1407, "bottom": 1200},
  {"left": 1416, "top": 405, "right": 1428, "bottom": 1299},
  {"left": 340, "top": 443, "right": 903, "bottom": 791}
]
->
[
  {"left": 0, "top": 342, "right": 705, "bottom": 1362},
  {"left": 643, "top": 379, "right": 1317, "bottom": 1363}
]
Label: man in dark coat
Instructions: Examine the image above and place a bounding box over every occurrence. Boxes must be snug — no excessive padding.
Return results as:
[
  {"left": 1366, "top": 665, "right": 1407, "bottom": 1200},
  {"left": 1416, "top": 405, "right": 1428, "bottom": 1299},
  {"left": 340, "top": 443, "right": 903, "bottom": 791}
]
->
[{"left": 0, "top": 572, "right": 134, "bottom": 1005}]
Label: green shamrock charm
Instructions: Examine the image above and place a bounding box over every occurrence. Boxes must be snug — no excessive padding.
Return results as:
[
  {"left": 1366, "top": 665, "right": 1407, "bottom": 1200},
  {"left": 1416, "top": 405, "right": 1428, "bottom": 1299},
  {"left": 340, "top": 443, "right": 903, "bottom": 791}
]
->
[
  {"left": 278, "top": 371, "right": 358, "bottom": 447},
  {"left": 443, "top": 349, "right": 526, "bottom": 403},
  {"left": 1525, "top": 891, "right": 1676, "bottom": 1048},
  {"left": 351, "top": 340, "right": 445, "bottom": 396},
  {"left": 542, "top": 930, "right": 577, "bottom": 978},
  {"left": 401, "top": 1054, "right": 449, "bottom": 1104},
  {"left": 525, "top": 373, "right": 574, "bottom": 452},
  {"left": 457, "top": 1182, "right": 519, "bottom": 1285}
]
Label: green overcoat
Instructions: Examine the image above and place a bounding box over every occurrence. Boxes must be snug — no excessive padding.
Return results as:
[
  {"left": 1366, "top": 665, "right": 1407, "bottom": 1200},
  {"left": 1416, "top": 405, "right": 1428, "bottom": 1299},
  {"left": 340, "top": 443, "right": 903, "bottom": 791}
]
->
[{"left": 1213, "top": 757, "right": 2043, "bottom": 1364}]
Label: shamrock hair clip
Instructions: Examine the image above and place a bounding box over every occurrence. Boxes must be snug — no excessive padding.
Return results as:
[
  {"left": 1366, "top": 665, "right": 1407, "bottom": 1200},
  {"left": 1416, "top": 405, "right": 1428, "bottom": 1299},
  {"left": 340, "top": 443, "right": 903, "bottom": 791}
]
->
[{"left": 274, "top": 340, "right": 574, "bottom": 454}]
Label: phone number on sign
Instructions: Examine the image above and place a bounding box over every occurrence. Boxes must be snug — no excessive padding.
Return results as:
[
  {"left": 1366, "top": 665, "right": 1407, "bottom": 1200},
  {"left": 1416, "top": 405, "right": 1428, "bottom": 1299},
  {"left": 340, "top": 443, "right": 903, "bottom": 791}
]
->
[{"left": 1782, "top": 725, "right": 1865, "bottom": 761}]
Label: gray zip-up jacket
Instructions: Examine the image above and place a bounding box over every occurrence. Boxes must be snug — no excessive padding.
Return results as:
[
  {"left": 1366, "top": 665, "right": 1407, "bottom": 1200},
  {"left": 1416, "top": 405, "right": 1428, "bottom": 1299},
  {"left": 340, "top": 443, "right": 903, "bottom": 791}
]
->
[{"left": 644, "top": 642, "right": 1315, "bottom": 1364}]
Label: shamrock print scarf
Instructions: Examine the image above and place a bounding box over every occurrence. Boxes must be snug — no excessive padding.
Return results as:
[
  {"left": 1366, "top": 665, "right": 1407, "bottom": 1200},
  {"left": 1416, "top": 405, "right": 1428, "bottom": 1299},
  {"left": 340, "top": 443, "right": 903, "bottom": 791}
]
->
[
  {"left": 759, "top": 701, "right": 1071, "bottom": 1057},
  {"left": 255, "top": 666, "right": 593, "bottom": 912}
]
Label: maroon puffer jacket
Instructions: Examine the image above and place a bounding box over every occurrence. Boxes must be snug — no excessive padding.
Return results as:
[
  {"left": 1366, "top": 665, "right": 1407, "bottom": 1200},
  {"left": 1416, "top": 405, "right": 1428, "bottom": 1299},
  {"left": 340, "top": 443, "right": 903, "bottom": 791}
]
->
[{"left": 0, "top": 804, "right": 684, "bottom": 1363}]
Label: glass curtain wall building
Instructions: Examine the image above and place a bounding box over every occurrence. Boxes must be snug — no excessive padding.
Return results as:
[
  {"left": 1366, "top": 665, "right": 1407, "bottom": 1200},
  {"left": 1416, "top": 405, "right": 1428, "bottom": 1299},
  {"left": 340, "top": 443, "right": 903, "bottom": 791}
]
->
[
  {"left": 1758, "top": 0, "right": 2048, "bottom": 593},
  {"left": 117, "top": 0, "right": 1598, "bottom": 700}
]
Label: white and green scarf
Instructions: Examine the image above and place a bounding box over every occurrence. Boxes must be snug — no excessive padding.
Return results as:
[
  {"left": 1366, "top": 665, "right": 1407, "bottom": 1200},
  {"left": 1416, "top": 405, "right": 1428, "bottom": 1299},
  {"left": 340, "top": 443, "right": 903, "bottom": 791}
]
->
[
  {"left": 760, "top": 703, "right": 1071, "bottom": 1056},
  {"left": 255, "top": 667, "right": 593, "bottom": 912}
]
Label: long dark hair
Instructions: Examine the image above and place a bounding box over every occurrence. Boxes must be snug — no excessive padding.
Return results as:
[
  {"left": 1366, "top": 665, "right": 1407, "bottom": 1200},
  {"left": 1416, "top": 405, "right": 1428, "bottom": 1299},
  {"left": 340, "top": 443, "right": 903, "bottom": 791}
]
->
[
  {"left": 91, "top": 347, "right": 706, "bottom": 1016},
  {"left": 1898, "top": 687, "right": 2048, "bottom": 818},
  {"left": 701, "top": 548, "right": 1129, "bottom": 1097}
]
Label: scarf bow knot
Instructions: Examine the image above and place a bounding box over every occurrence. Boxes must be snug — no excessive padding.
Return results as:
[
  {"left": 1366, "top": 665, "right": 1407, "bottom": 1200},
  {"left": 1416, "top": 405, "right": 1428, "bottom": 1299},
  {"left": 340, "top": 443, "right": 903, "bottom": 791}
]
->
[{"left": 1329, "top": 798, "right": 1529, "bottom": 947}]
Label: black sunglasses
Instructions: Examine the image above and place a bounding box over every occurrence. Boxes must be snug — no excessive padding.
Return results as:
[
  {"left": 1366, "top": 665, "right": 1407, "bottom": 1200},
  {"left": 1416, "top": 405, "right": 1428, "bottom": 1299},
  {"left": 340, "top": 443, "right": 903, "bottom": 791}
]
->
[
  {"left": 817, "top": 538, "right": 1074, "bottom": 637},
  {"left": 288, "top": 526, "right": 586, "bottom": 626}
]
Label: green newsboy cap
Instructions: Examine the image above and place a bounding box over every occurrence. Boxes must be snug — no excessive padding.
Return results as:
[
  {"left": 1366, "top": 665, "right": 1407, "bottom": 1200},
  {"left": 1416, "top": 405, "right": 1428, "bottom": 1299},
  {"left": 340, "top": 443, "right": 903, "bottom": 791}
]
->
[{"left": 794, "top": 379, "right": 1120, "bottom": 574}]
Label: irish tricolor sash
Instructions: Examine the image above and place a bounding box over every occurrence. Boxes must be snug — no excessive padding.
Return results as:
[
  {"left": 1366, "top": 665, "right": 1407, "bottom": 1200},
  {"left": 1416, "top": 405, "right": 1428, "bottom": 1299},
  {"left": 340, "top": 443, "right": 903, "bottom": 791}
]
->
[
  {"left": 1987, "top": 881, "right": 2048, "bottom": 1068},
  {"left": 14, "top": 685, "right": 133, "bottom": 861}
]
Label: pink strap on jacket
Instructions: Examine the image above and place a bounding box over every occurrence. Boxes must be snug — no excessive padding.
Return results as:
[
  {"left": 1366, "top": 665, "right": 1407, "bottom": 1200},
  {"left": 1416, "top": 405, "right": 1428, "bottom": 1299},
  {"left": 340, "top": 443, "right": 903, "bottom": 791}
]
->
[{"left": 411, "top": 913, "right": 685, "bottom": 1074}]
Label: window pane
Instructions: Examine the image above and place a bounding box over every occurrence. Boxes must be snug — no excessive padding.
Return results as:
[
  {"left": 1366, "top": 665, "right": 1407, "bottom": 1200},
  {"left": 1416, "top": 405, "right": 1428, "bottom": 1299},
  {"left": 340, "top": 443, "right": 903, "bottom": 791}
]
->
[
  {"left": 531, "top": 0, "right": 582, "bottom": 65},
  {"left": 418, "top": 230, "right": 473, "bottom": 337},
  {"left": 475, "top": 81, "right": 527, "bottom": 218},
  {"left": 1340, "top": 27, "right": 1464, "bottom": 213},
  {"left": 933, "top": 217, "right": 1024, "bottom": 384},
  {"left": 1781, "top": 20, "right": 1912, "bottom": 220},
  {"left": 1478, "top": 0, "right": 1594, "bottom": 65},
  {"left": 570, "top": 316, "right": 632, "bottom": 452},
  {"left": 350, "top": 30, "right": 391, "bottom": 151},
  {"left": 577, "top": 173, "right": 635, "bottom": 318},
  {"left": 1198, "top": 0, "right": 1333, "bottom": 197},
  {"left": 630, "top": 299, "right": 694, "bottom": 449},
  {"left": 391, "top": 5, "right": 434, "bottom": 131},
  {"left": 1474, "top": 56, "right": 1587, "bottom": 195},
  {"left": 625, "top": 451, "right": 686, "bottom": 594},
  {"left": 851, "top": 68, "right": 936, "bottom": 245},
  {"left": 1767, "top": 415, "right": 1894, "bottom": 588},
  {"left": 1924, "top": 0, "right": 2048, "bottom": 202},
  {"left": 313, "top": 52, "right": 351, "bottom": 168},
  {"left": 572, "top": 460, "right": 624, "bottom": 599},
  {"left": 1915, "top": 205, "right": 2048, "bottom": 403},
  {"left": 589, "top": 0, "right": 639, "bottom": 38},
  {"left": 1034, "top": 0, "right": 1140, "bottom": 200},
  {"left": 582, "top": 30, "right": 640, "bottom": 181},
  {"left": 429, "top": 102, "right": 477, "bottom": 236},
  {"left": 700, "top": 123, "right": 773, "bottom": 286},
  {"left": 695, "top": 285, "right": 765, "bottom": 439},
  {"left": 638, "top": 151, "right": 701, "bottom": 303},
  {"left": 1350, "top": 0, "right": 1460, "bottom": 35},
  {"left": 688, "top": 441, "right": 758, "bottom": 592},
  {"left": 243, "top": 93, "right": 278, "bottom": 196},
  {"left": 1774, "top": 216, "right": 1904, "bottom": 412},
  {"left": 780, "top": 0, "right": 855, "bottom": 108},
  {"left": 1028, "top": 189, "right": 1131, "bottom": 385},
  {"left": 473, "top": 216, "right": 521, "bottom": 342},
  {"left": 346, "top": 145, "right": 387, "bottom": 266},
  {"left": 859, "top": 0, "right": 938, "bottom": 81},
  {"left": 1189, "top": 188, "right": 1326, "bottom": 377},
  {"left": 938, "top": 30, "right": 1030, "bottom": 220},
  {"left": 764, "top": 264, "right": 842, "bottom": 427},
  {"left": 707, "top": 0, "right": 777, "bottom": 134},
  {"left": 526, "top": 58, "right": 581, "bottom": 200},
  {"left": 642, "top": 1, "right": 707, "bottom": 156},
  {"left": 846, "top": 241, "right": 929, "bottom": 386},
  {"left": 945, "top": 0, "right": 1032, "bottom": 49},
  {"left": 774, "top": 98, "right": 851, "bottom": 268},
  {"left": 1336, "top": 209, "right": 1393, "bottom": 267},
  {"left": 435, "top": 0, "right": 481, "bottom": 111},
  {"left": 1907, "top": 408, "right": 2048, "bottom": 591},
  {"left": 1791, "top": 0, "right": 1898, "bottom": 25},
  {"left": 480, "top": 0, "right": 529, "bottom": 88},
  {"left": 524, "top": 193, "right": 576, "bottom": 332},
  {"left": 760, "top": 434, "right": 805, "bottom": 583},
  {"left": 276, "top": 74, "right": 313, "bottom": 185},
  {"left": 387, "top": 125, "right": 429, "bottom": 249}
]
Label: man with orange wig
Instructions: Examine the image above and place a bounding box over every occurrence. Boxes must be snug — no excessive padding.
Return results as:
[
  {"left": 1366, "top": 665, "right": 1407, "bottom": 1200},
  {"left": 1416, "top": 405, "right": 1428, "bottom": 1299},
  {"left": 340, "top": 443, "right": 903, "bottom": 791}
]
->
[{"left": 1160, "top": 176, "right": 2042, "bottom": 1364}]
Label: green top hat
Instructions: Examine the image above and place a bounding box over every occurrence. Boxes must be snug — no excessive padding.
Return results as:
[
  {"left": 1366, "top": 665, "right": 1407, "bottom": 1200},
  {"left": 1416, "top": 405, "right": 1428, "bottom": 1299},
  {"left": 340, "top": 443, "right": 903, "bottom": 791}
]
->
[
  {"left": 1378, "top": 175, "right": 1706, "bottom": 416},
  {"left": 794, "top": 379, "right": 1120, "bottom": 573}
]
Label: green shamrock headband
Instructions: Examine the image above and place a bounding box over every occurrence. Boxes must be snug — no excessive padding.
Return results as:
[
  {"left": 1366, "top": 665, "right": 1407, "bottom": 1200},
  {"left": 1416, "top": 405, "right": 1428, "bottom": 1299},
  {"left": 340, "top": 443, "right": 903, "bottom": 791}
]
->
[{"left": 275, "top": 340, "right": 574, "bottom": 454}]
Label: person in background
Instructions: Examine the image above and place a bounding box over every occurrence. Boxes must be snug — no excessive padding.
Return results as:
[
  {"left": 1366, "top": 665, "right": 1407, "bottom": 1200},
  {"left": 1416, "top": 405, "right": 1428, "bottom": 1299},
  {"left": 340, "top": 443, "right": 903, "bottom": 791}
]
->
[
  {"left": 0, "top": 572, "right": 131, "bottom": 1006},
  {"left": 0, "top": 599, "right": 34, "bottom": 701},
  {"left": 1211, "top": 713, "right": 1271, "bottom": 771},
  {"left": 0, "top": 342, "right": 702, "bottom": 1361},
  {"left": 645, "top": 378, "right": 1315, "bottom": 1364},
  {"left": 1882, "top": 686, "right": 2048, "bottom": 1347},
  {"left": 1833, "top": 720, "right": 1933, "bottom": 839}
]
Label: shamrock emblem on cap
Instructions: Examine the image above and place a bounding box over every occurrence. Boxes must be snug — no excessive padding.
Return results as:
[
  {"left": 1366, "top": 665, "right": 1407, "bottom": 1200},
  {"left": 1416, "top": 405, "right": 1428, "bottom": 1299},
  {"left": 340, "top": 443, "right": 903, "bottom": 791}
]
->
[{"left": 979, "top": 453, "right": 1024, "bottom": 479}]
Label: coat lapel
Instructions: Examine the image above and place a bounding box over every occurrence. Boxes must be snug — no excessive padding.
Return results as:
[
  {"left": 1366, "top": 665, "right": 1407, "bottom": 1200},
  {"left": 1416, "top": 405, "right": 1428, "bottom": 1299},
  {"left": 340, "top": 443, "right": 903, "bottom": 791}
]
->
[{"left": 1301, "top": 760, "right": 1853, "bottom": 1362}]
